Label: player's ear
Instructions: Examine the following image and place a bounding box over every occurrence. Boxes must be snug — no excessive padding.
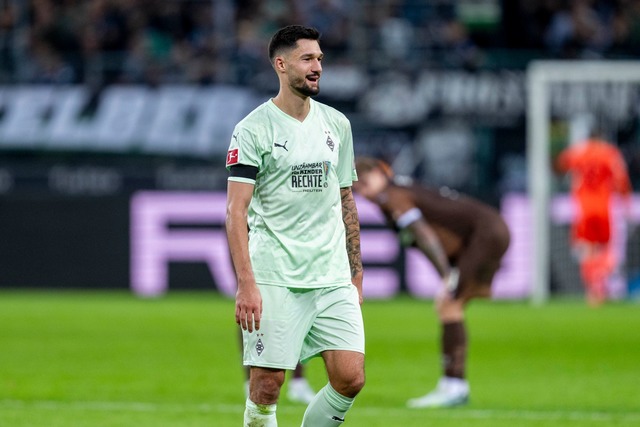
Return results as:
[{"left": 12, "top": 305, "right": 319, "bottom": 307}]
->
[{"left": 274, "top": 56, "right": 286, "bottom": 73}]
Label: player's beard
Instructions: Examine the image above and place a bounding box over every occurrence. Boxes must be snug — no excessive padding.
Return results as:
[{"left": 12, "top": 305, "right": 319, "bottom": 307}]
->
[{"left": 290, "top": 73, "right": 320, "bottom": 97}]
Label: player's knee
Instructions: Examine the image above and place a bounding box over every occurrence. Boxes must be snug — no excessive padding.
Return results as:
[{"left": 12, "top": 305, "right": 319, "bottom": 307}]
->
[
  {"left": 435, "top": 292, "right": 453, "bottom": 313},
  {"left": 252, "top": 381, "right": 282, "bottom": 403},
  {"left": 333, "top": 370, "right": 365, "bottom": 398},
  {"left": 350, "top": 370, "right": 366, "bottom": 396},
  {"left": 250, "top": 371, "right": 285, "bottom": 403},
  {"left": 436, "top": 296, "right": 464, "bottom": 322}
]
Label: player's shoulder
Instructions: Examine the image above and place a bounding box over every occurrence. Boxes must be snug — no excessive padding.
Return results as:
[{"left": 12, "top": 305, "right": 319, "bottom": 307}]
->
[
  {"left": 312, "top": 99, "right": 350, "bottom": 125},
  {"left": 599, "top": 141, "right": 622, "bottom": 155},
  {"left": 236, "top": 100, "right": 271, "bottom": 126},
  {"left": 232, "top": 101, "right": 274, "bottom": 142},
  {"left": 582, "top": 141, "right": 621, "bottom": 164}
]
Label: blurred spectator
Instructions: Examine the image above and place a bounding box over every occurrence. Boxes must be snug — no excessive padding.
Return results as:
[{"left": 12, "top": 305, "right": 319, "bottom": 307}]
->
[
  {"left": 181, "top": 2, "right": 223, "bottom": 84},
  {"left": 501, "top": 0, "right": 554, "bottom": 49},
  {"left": 437, "top": 19, "right": 483, "bottom": 70},
  {"left": 371, "top": 0, "right": 416, "bottom": 69},
  {"left": 610, "top": 0, "right": 640, "bottom": 56},
  {"left": 24, "top": 37, "right": 76, "bottom": 83},
  {"left": 302, "top": 0, "right": 351, "bottom": 59},
  {"left": 6, "top": 0, "right": 640, "bottom": 86},
  {"left": 233, "top": 19, "right": 269, "bottom": 86},
  {"left": 232, "top": 0, "right": 304, "bottom": 85},
  {"left": 503, "top": 0, "right": 640, "bottom": 58},
  {"left": 83, "top": 0, "right": 134, "bottom": 84},
  {"left": 544, "top": 0, "right": 612, "bottom": 58},
  {"left": 28, "top": 0, "right": 84, "bottom": 82}
]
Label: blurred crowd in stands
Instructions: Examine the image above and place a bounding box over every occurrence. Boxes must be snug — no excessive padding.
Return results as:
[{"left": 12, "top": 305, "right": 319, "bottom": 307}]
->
[{"left": 0, "top": 0, "right": 639, "bottom": 86}]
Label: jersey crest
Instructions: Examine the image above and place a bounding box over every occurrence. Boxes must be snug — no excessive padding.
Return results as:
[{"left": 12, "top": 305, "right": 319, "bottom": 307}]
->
[{"left": 325, "top": 131, "right": 335, "bottom": 151}]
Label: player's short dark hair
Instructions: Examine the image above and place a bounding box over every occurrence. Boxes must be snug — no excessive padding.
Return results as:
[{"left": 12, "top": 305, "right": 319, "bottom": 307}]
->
[{"left": 268, "top": 25, "right": 321, "bottom": 63}]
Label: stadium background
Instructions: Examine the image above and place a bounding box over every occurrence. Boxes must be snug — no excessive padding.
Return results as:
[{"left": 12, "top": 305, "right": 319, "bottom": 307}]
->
[{"left": 1, "top": 0, "right": 640, "bottom": 299}]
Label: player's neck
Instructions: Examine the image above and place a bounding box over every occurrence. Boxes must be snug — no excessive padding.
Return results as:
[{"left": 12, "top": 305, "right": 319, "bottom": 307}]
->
[{"left": 272, "top": 91, "right": 311, "bottom": 122}]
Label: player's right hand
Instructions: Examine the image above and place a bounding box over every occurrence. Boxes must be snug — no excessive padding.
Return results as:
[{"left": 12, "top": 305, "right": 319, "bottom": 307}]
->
[{"left": 235, "top": 284, "right": 262, "bottom": 333}]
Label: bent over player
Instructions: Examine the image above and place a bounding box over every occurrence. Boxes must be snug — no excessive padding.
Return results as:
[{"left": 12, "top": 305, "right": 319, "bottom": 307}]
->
[
  {"left": 226, "top": 25, "right": 365, "bottom": 426},
  {"left": 353, "top": 157, "right": 510, "bottom": 408}
]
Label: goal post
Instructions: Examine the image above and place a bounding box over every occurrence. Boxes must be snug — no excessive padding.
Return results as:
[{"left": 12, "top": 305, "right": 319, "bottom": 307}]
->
[{"left": 526, "top": 60, "right": 640, "bottom": 305}]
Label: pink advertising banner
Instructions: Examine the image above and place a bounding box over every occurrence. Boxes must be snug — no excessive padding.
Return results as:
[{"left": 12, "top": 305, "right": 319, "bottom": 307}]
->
[{"left": 130, "top": 191, "right": 637, "bottom": 299}]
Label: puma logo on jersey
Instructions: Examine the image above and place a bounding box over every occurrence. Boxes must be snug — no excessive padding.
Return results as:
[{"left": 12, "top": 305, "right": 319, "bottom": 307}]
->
[{"left": 274, "top": 140, "right": 288, "bottom": 151}]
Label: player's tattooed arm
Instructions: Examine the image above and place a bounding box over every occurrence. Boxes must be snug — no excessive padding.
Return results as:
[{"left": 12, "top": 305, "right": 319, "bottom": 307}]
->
[{"left": 341, "top": 187, "right": 364, "bottom": 300}]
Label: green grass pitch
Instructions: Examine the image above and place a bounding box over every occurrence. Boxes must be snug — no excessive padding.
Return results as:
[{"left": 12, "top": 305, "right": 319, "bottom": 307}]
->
[{"left": 1, "top": 290, "right": 639, "bottom": 426}]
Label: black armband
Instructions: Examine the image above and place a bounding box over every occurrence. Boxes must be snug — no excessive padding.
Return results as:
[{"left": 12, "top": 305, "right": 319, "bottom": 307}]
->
[{"left": 229, "top": 164, "right": 259, "bottom": 180}]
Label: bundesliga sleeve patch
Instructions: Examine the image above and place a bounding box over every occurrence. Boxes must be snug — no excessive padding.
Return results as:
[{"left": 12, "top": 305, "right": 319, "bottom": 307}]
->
[{"left": 226, "top": 148, "right": 239, "bottom": 166}]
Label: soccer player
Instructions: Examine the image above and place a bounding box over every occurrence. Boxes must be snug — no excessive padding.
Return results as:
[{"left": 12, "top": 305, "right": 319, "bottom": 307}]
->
[
  {"left": 555, "top": 130, "right": 632, "bottom": 306},
  {"left": 352, "top": 157, "right": 510, "bottom": 408},
  {"left": 225, "top": 25, "right": 365, "bottom": 426}
]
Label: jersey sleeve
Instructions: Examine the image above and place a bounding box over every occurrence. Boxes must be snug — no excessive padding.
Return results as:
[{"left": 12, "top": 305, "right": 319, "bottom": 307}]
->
[
  {"left": 226, "top": 125, "right": 263, "bottom": 184},
  {"left": 336, "top": 116, "right": 357, "bottom": 187},
  {"left": 608, "top": 146, "right": 632, "bottom": 194}
]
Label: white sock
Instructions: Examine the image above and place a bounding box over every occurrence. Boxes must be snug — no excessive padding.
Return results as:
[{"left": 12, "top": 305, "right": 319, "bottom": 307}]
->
[
  {"left": 244, "top": 398, "right": 277, "bottom": 427},
  {"left": 301, "top": 383, "right": 354, "bottom": 426}
]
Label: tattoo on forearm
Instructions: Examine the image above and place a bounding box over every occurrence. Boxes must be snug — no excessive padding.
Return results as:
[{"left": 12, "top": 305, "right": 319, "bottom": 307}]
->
[{"left": 341, "top": 188, "right": 363, "bottom": 278}]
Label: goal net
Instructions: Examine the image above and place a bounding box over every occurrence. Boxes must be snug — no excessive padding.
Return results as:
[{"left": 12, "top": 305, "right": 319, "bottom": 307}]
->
[{"left": 527, "top": 61, "right": 640, "bottom": 304}]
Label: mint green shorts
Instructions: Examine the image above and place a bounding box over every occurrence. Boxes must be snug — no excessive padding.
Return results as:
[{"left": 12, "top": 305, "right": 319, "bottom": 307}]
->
[{"left": 242, "top": 284, "right": 365, "bottom": 370}]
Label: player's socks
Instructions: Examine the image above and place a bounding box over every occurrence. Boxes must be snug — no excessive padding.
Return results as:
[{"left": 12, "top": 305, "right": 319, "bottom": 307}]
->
[
  {"left": 301, "top": 383, "right": 354, "bottom": 426},
  {"left": 442, "top": 321, "right": 467, "bottom": 379},
  {"left": 407, "top": 321, "right": 469, "bottom": 408},
  {"left": 244, "top": 398, "right": 277, "bottom": 427}
]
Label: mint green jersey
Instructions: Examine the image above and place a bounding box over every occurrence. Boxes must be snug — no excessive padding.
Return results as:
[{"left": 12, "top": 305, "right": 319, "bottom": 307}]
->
[{"left": 227, "top": 99, "right": 357, "bottom": 288}]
